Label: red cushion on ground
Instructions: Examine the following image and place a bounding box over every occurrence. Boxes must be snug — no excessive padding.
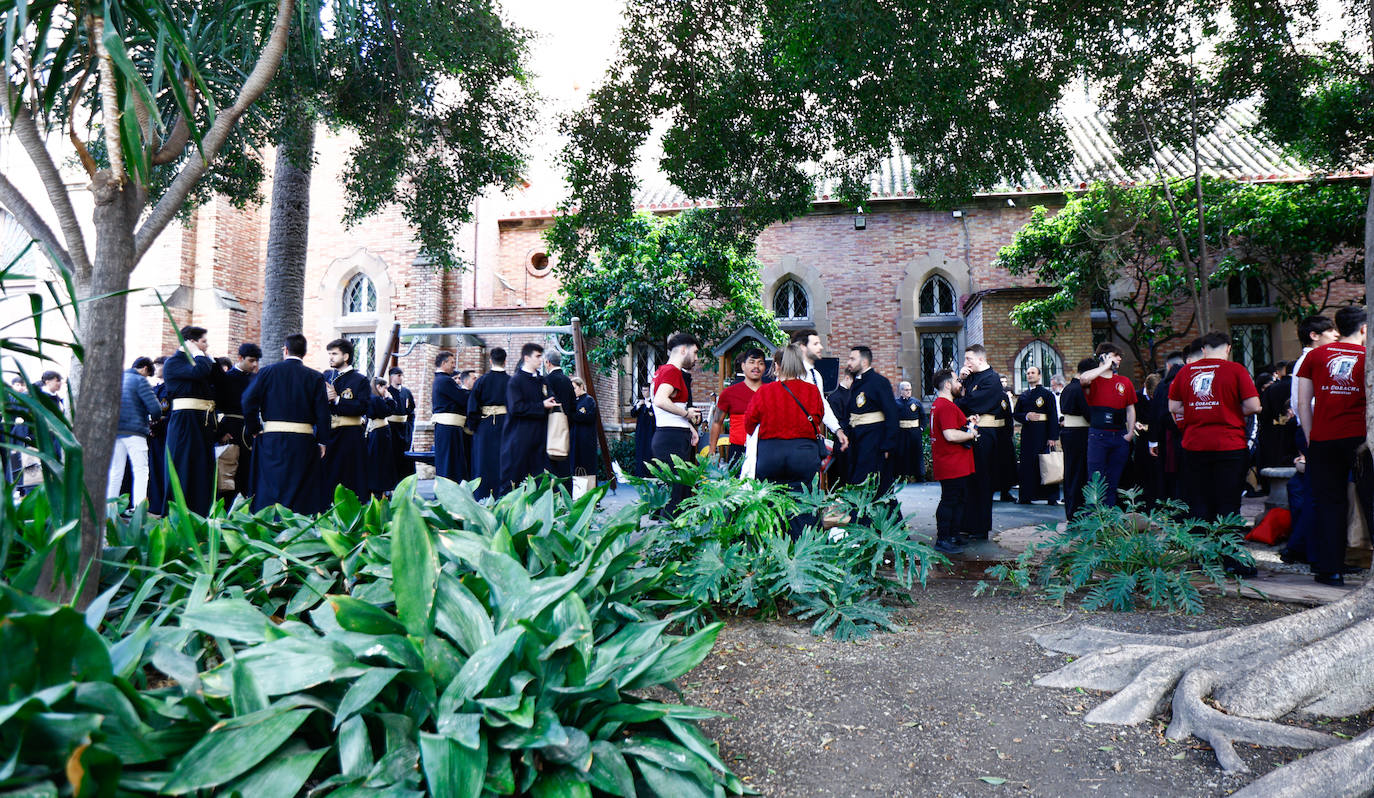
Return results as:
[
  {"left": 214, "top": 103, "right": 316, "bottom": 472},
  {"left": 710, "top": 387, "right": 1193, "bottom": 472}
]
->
[{"left": 1245, "top": 507, "right": 1292, "bottom": 545}]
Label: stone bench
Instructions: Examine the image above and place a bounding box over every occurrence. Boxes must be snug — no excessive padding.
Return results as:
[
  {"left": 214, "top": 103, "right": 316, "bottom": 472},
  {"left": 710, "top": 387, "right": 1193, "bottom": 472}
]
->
[{"left": 1259, "top": 466, "right": 1297, "bottom": 509}]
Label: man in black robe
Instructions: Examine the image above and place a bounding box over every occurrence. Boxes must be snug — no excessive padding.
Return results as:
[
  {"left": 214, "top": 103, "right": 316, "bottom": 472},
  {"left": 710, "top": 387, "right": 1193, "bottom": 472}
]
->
[
  {"left": 1258, "top": 361, "right": 1296, "bottom": 469},
  {"left": 995, "top": 378, "right": 1018, "bottom": 502},
  {"left": 1146, "top": 350, "right": 1189, "bottom": 504},
  {"left": 544, "top": 349, "right": 576, "bottom": 486},
  {"left": 216, "top": 343, "right": 259, "bottom": 500},
  {"left": 956, "top": 344, "right": 1005, "bottom": 539},
  {"left": 366, "top": 378, "right": 399, "bottom": 496},
  {"left": 570, "top": 377, "right": 599, "bottom": 482},
  {"left": 386, "top": 367, "right": 416, "bottom": 478},
  {"left": 161, "top": 325, "right": 219, "bottom": 515},
  {"left": 242, "top": 334, "right": 331, "bottom": 514},
  {"left": 501, "top": 342, "right": 560, "bottom": 493},
  {"left": 631, "top": 388, "right": 655, "bottom": 478},
  {"left": 147, "top": 357, "right": 171, "bottom": 515},
  {"left": 465, "top": 348, "right": 510, "bottom": 499},
  {"left": 827, "top": 374, "right": 853, "bottom": 489},
  {"left": 431, "top": 352, "right": 467, "bottom": 484},
  {"left": 842, "top": 347, "right": 901, "bottom": 501},
  {"left": 895, "top": 380, "right": 925, "bottom": 482},
  {"left": 1060, "top": 357, "right": 1096, "bottom": 520},
  {"left": 322, "top": 338, "right": 373, "bottom": 504},
  {"left": 1013, "top": 365, "right": 1060, "bottom": 505}
]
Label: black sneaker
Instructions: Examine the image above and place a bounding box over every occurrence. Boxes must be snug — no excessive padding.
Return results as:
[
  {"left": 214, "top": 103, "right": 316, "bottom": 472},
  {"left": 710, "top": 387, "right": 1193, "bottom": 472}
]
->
[
  {"left": 1314, "top": 573, "right": 1346, "bottom": 587},
  {"left": 933, "top": 538, "right": 964, "bottom": 555}
]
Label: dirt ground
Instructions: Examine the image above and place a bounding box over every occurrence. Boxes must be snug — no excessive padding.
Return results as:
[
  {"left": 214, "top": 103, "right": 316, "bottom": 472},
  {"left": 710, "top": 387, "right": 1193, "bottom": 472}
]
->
[{"left": 683, "top": 580, "right": 1371, "bottom": 798}]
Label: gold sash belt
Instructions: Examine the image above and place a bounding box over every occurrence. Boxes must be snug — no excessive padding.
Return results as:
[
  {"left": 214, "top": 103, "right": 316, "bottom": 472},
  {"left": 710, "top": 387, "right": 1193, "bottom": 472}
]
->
[
  {"left": 480, "top": 405, "right": 507, "bottom": 418},
  {"left": 263, "top": 421, "right": 314, "bottom": 435},
  {"left": 172, "top": 398, "right": 215, "bottom": 412},
  {"left": 386, "top": 414, "right": 409, "bottom": 423},
  {"left": 367, "top": 418, "right": 390, "bottom": 433},
  {"left": 330, "top": 415, "right": 365, "bottom": 429},
  {"left": 850, "top": 411, "right": 887, "bottom": 426},
  {"left": 1061, "top": 414, "right": 1089, "bottom": 428},
  {"left": 976, "top": 414, "right": 1005, "bottom": 428},
  {"left": 432, "top": 412, "right": 467, "bottom": 426},
  {"left": 899, "top": 420, "right": 921, "bottom": 429}
]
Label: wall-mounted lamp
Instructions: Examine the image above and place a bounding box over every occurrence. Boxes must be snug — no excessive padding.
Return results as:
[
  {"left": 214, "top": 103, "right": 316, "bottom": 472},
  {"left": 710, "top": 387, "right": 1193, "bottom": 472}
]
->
[
  {"left": 951, "top": 210, "right": 963, "bottom": 218},
  {"left": 854, "top": 208, "right": 866, "bottom": 230},
  {"left": 1006, "top": 198, "right": 1016, "bottom": 207}
]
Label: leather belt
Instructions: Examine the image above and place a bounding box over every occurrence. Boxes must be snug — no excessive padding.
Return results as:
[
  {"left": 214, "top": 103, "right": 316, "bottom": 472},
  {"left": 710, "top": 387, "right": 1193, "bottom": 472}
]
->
[
  {"left": 367, "top": 418, "right": 390, "bottom": 433},
  {"left": 386, "top": 415, "right": 409, "bottom": 423},
  {"left": 976, "top": 414, "right": 1005, "bottom": 428},
  {"left": 850, "top": 411, "right": 886, "bottom": 426},
  {"left": 432, "top": 412, "right": 467, "bottom": 426},
  {"left": 1062, "top": 414, "right": 1089, "bottom": 428},
  {"left": 263, "top": 421, "right": 314, "bottom": 435},
  {"left": 899, "top": 420, "right": 921, "bottom": 429},
  {"left": 330, "top": 415, "right": 365, "bottom": 429},
  {"left": 481, "top": 405, "right": 507, "bottom": 418},
  {"left": 172, "top": 398, "right": 215, "bottom": 412}
]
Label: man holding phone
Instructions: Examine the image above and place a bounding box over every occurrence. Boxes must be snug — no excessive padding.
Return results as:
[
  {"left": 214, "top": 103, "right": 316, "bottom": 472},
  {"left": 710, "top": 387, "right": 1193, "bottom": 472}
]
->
[{"left": 1077, "top": 342, "right": 1137, "bottom": 507}]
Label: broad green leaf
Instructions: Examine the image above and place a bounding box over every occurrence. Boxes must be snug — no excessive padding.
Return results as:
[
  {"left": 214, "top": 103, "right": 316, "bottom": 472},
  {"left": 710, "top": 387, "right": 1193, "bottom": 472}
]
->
[
  {"left": 420, "top": 731, "right": 487, "bottom": 798},
  {"left": 442, "top": 626, "right": 524, "bottom": 709},
  {"left": 434, "top": 576, "right": 494, "bottom": 656},
  {"left": 622, "top": 623, "right": 722, "bottom": 690},
  {"left": 392, "top": 500, "right": 438, "bottom": 636},
  {"left": 530, "top": 766, "right": 593, "bottom": 798},
  {"left": 330, "top": 595, "right": 406, "bottom": 636},
  {"left": 587, "top": 740, "right": 636, "bottom": 797},
  {"left": 180, "top": 598, "right": 271, "bottom": 643},
  {"left": 338, "top": 714, "right": 373, "bottom": 778},
  {"left": 435, "top": 712, "right": 483, "bottom": 750},
  {"left": 203, "top": 636, "right": 365, "bottom": 696},
  {"left": 224, "top": 744, "right": 327, "bottom": 797},
  {"left": 230, "top": 658, "right": 268, "bottom": 716},
  {"left": 633, "top": 760, "right": 711, "bottom": 798},
  {"left": 161, "top": 708, "right": 314, "bottom": 793},
  {"left": 662, "top": 717, "right": 729, "bottom": 774},
  {"left": 334, "top": 668, "right": 401, "bottom": 729}
]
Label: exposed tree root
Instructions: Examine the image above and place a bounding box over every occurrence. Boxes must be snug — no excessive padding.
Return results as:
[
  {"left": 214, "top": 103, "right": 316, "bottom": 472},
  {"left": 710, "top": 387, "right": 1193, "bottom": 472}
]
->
[{"left": 1031, "top": 581, "right": 1374, "bottom": 794}]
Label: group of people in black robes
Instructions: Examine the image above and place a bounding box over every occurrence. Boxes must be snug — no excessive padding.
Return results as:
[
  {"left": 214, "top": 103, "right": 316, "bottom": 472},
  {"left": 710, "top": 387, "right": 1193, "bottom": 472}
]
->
[{"left": 431, "top": 344, "right": 601, "bottom": 500}]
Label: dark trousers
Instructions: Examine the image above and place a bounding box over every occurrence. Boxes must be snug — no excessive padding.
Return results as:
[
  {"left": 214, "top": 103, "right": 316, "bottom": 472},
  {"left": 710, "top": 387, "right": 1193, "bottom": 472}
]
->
[
  {"left": 165, "top": 409, "right": 216, "bottom": 516},
  {"left": 1306, "top": 436, "right": 1374, "bottom": 576},
  {"left": 966, "top": 430, "right": 996, "bottom": 536},
  {"left": 757, "top": 438, "right": 821, "bottom": 538},
  {"left": 1061, "top": 428, "right": 1089, "bottom": 520},
  {"left": 1181, "top": 448, "right": 1248, "bottom": 523},
  {"left": 937, "top": 476, "right": 968, "bottom": 541},
  {"left": 1286, "top": 467, "right": 1316, "bottom": 561},
  {"left": 1085, "top": 428, "right": 1130, "bottom": 508},
  {"left": 651, "top": 427, "right": 695, "bottom": 515}
]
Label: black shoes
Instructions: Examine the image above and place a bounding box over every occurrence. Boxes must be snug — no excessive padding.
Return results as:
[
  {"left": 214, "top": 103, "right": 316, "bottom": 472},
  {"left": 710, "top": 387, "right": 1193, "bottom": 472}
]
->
[
  {"left": 933, "top": 538, "right": 964, "bottom": 555},
  {"left": 1314, "top": 573, "right": 1345, "bottom": 587},
  {"left": 1279, "top": 549, "right": 1307, "bottom": 564}
]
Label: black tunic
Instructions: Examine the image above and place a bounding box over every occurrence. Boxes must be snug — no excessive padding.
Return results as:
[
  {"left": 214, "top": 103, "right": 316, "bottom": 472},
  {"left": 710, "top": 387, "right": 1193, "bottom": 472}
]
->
[
  {"left": 995, "top": 392, "right": 1017, "bottom": 494},
  {"left": 1014, "top": 385, "right": 1060, "bottom": 502},
  {"left": 632, "top": 400, "right": 655, "bottom": 478},
  {"left": 242, "top": 358, "right": 330, "bottom": 514},
  {"left": 161, "top": 349, "right": 218, "bottom": 515},
  {"left": 546, "top": 367, "right": 576, "bottom": 479},
  {"left": 842, "top": 369, "right": 900, "bottom": 497},
  {"left": 432, "top": 371, "right": 467, "bottom": 484},
  {"left": 895, "top": 398, "right": 925, "bottom": 481},
  {"left": 1059, "top": 378, "right": 1091, "bottom": 519},
  {"left": 216, "top": 366, "right": 254, "bottom": 498},
  {"left": 571, "top": 394, "right": 599, "bottom": 476},
  {"left": 367, "top": 390, "right": 399, "bottom": 495},
  {"left": 322, "top": 368, "right": 372, "bottom": 504},
  {"left": 1258, "top": 376, "right": 1296, "bottom": 468},
  {"left": 827, "top": 386, "right": 852, "bottom": 488},
  {"left": 955, "top": 367, "right": 1004, "bottom": 534},
  {"left": 147, "top": 381, "right": 171, "bottom": 515},
  {"left": 500, "top": 368, "right": 550, "bottom": 493},
  {"left": 465, "top": 369, "right": 510, "bottom": 499},
  {"left": 388, "top": 384, "right": 416, "bottom": 477}
]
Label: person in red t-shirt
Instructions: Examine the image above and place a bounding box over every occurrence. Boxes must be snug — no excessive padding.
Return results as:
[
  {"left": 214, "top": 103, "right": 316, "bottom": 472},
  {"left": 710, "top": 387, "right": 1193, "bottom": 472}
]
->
[
  {"left": 710, "top": 348, "right": 767, "bottom": 467},
  {"left": 1168, "top": 331, "right": 1261, "bottom": 526},
  {"left": 744, "top": 344, "right": 825, "bottom": 538},
  {"left": 1077, "top": 342, "right": 1137, "bottom": 507},
  {"left": 651, "top": 332, "right": 703, "bottom": 516},
  {"left": 1295, "top": 305, "right": 1372, "bottom": 586},
  {"left": 930, "top": 369, "right": 978, "bottom": 554}
]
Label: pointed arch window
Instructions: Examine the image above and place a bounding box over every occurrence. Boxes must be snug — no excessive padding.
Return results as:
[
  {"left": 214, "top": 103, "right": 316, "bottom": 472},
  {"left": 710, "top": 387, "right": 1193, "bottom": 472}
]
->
[
  {"left": 773, "top": 278, "right": 810, "bottom": 322},
  {"left": 1013, "top": 340, "right": 1063, "bottom": 394},
  {"left": 343, "top": 273, "right": 377, "bottom": 315},
  {"left": 919, "top": 274, "right": 957, "bottom": 316}
]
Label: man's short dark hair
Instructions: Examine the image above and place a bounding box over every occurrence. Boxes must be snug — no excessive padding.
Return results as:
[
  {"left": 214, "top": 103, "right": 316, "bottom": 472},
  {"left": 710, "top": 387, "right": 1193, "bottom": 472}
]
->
[
  {"left": 1200, "top": 331, "right": 1231, "bottom": 350},
  {"left": 667, "top": 332, "right": 699, "bottom": 351},
  {"left": 180, "top": 325, "right": 207, "bottom": 342},
  {"left": 458, "top": 370, "right": 474, "bottom": 382},
  {"left": 742, "top": 347, "right": 767, "bottom": 363},
  {"left": 388, "top": 366, "right": 403, "bottom": 376},
  {"left": 489, "top": 347, "right": 507, "bottom": 367},
  {"left": 131, "top": 356, "right": 153, "bottom": 372},
  {"left": 965, "top": 343, "right": 985, "bottom": 356},
  {"left": 284, "top": 334, "right": 308, "bottom": 358},
  {"left": 789, "top": 329, "right": 819, "bottom": 346},
  {"left": 1298, "top": 315, "right": 1334, "bottom": 347},
  {"left": 215, "top": 357, "right": 233, "bottom": 370},
  {"left": 520, "top": 342, "right": 544, "bottom": 360},
  {"left": 327, "top": 338, "right": 354, "bottom": 365},
  {"left": 238, "top": 343, "right": 262, "bottom": 359},
  {"left": 1183, "top": 339, "right": 1204, "bottom": 358},
  {"left": 933, "top": 369, "right": 955, "bottom": 392},
  {"left": 1076, "top": 357, "right": 1098, "bottom": 374},
  {"left": 435, "top": 351, "right": 455, "bottom": 368},
  {"left": 40, "top": 370, "right": 60, "bottom": 383},
  {"left": 851, "top": 346, "right": 873, "bottom": 364},
  {"left": 1335, "top": 305, "right": 1367, "bottom": 337},
  {"left": 1164, "top": 350, "right": 1184, "bottom": 364},
  {"left": 1094, "top": 342, "right": 1122, "bottom": 357}
]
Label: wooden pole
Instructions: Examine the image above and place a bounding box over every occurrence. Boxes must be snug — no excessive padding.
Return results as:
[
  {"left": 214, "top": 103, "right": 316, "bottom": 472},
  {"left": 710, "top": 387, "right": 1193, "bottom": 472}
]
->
[
  {"left": 571, "top": 317, "right": 617, "bottom": 490},
  {"left": 377, "top": 322, "right": 402, "bottom": 381}
]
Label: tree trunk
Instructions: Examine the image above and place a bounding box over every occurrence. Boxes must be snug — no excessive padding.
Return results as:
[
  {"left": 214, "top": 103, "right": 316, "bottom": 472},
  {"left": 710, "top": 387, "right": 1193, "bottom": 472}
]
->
[
  {"left": 36, "top": 173, "right": 139, "bottom": 606},
  {"left": 259, "top": 124, "right": 314, "bottom": 365}
]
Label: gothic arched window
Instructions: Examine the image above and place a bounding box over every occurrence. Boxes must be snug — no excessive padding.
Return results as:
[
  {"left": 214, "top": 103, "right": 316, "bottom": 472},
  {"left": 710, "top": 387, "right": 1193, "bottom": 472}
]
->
[
  {"left": 773, "top": 278, "right": 810, "bottom": 322},
  {"left": 1013, "top": 340, "right": 1063, "bottom": 394},
  {"left": 919, "top": 274, "right": 957, "bottom": 316},
  {"left": 343, "top": 272, "right": 377, "bottom": 315}
]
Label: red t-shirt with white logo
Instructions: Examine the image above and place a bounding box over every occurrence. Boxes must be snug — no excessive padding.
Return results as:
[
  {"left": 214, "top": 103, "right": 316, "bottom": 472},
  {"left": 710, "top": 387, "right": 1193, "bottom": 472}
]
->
[
  {"left": 931, "top": 397, "right": 974, "bottom": 480},
  {"left": 1085, "top": 373, "right": 1136, "bottom": 409},
  {"left": 1167, "top": 358, "right": 1258, "bottom": 451},
  {"left": 716, "top": 380, "right": 759, "bottom": 445},
  {"left": 652, "top": 364, "right": 691, "bottom": 429},
  {"left": 1296, "top": 342, "right": 1366, "bottom": 442}
]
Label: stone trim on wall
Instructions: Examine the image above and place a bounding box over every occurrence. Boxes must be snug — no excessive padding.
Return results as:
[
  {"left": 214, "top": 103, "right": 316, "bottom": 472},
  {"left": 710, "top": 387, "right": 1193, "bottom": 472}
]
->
[
  {"left": 896, "top": 253, "right": 970, "bottom": 383},
  {"left": 760, "top": 255, "right": 832, "bottom": 344},
  {"left": 320, "top": 247, "right": 395, "bottom": 341}
]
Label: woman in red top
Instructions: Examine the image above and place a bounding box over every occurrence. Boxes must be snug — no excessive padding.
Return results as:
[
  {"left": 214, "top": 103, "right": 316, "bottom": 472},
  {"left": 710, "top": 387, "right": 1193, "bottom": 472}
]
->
[{"left": 745, "top": 344, "right": 824, "bottom": 537}]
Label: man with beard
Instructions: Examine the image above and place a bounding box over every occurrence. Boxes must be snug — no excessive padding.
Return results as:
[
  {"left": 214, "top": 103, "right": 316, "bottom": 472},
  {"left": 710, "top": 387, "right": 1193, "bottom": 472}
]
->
[
  {"left": 242, "top": 334, "right": 331, "bottom": 513},
  {"left": 931, "top": 369, "right": 977, "bottom": 554},
  {"left": 161, "top": 326, "right": 218, "bottom": 515},
  {"left": 895, "top": 381, "right": 926, "bottom": 483},
  {"left": 1059, "top": 357, "right": 1095, "bottom": 520},
  {"left": 651, "top": 333, "right": 702, "bottom": 515},
  {"left": 956, "top": 344, "right": 1004, "bottom": 539},
  {"left": 216, "top": 343, "right": 259, "bottom": 499},
  {"left": 1013, "top": 365, "right": 1059, "bottom": 505},
  {"left": 502, "top": 342, "right": 560, "bottom": 492},
  {"left": 1079, "top": 342, "right": 1138, "bottom": 507},
  {"left": 431, "top": 352, "right": 467, "bottom": 484},
  {"left": 842, "top": 346, "right": 901, "bottom": 504},
  {"left": 322, "top": 339, "right": 373, "bottom": 503},
  {"left": 386, "top": 367, "right": 416, "bottom": 479},
  {"left": 466, "top": 348, "right": 510, "bottom": 499},
  {"left": 710, "top": 348, "right": 766, "bottom": 467},
  {"left": 792, "top": 329, "right": 850, "bottom": 462}
]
